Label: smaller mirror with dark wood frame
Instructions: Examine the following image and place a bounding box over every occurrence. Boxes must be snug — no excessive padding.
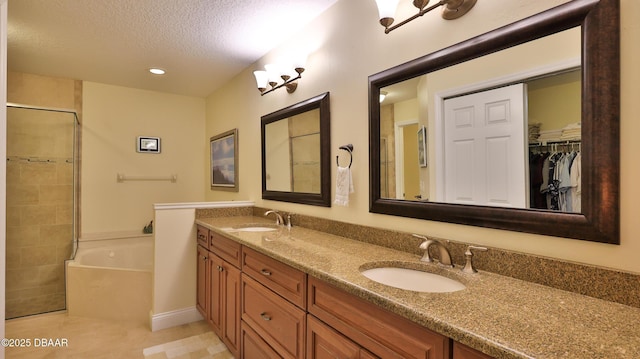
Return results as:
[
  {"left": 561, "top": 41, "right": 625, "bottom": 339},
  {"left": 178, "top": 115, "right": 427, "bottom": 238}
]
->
[
  {"left": 262, "top": 92, "right": 331, "bottom": 206},
  {"left": 369, "top": 0, "right": 619, "bottom": 244}
]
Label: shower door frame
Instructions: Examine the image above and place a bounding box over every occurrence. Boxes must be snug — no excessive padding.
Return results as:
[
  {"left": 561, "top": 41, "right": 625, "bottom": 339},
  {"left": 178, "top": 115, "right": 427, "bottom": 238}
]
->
[{"left": 6, "top": 102, "right": 80, "bottom": 318}]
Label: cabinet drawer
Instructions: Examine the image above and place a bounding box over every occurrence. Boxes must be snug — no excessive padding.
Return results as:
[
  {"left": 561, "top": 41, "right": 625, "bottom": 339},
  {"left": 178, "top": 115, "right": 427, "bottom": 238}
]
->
[
  {"left": 242, "top": 274, "right": 305, "bottom": 359},
  {"left": 196, "top": 225, "right": 209, "bottom": 248},
  {"left": 308, "top": 277, "right": 450, "bottom": 359},
  {"left": 241, "top": 321, "right": 282, "bottom": 359},
  {"left": 242, "top": 246, "right": 307, "bottom": 308},
  {"left": 454, "top": 341, "right": 495, "bottom": 359},
  {"left": 307, "top": 315, "right": 379, "bottom": 359},
  {"left": 210, "top": 231, "right": 242, "bottom": 268}
]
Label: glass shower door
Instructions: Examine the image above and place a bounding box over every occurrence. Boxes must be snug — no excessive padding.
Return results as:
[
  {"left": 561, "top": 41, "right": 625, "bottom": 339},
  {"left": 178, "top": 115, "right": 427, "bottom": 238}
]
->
[{"left": 5, "top": 106, "right": 78, "bottom": 319}]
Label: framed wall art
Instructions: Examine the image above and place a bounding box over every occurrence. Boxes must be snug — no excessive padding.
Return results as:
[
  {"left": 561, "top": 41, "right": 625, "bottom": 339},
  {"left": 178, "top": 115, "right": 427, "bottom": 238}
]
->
[
  {"left": 137, "top": 136, "right": 160, "bottom": 153},
  {"left": 417, "top": 125, "right": 427, "bottom": 167},
  {"left": 210, "top": 128, "right": 238, "bottom": 191}
]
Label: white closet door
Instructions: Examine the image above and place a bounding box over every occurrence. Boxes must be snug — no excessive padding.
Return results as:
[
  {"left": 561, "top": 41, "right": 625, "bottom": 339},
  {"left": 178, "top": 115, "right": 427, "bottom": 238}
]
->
[{"left": 443, "top": 83, "right": 527, "bottom": 208}]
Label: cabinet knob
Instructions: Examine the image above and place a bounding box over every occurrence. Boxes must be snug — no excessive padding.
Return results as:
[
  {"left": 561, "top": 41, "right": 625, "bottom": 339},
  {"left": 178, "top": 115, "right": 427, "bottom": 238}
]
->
[
  {"left": 217, "top": 265, "right": 224, "bottom": 272},
  {"left": 202, "top": 256, "right": 207, "bottom": 261},
  {"left": 260, "top": 269, "right": 272, "bottom": 276},
  {"left": 260, "top": 312, "right": 271, "bottom": 321}
]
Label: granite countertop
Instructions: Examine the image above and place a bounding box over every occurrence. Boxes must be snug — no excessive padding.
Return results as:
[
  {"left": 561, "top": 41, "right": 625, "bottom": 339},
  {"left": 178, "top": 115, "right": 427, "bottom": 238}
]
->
[{"left": 195, "top": 216, "right": 640, "bottom": 359}]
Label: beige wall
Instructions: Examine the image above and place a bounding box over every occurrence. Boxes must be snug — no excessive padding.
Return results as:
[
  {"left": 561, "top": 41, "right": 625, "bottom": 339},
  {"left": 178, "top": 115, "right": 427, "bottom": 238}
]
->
[
  {"left": 81, "top": 82, "right": 206, "bottom": 235},
  {"left": 8, "top": 72, "right": 78, "bottom": 110},
  {"left": 528, "top": 72, "right": 581, "bottom": 132},
  {"left": 204, "top": 0, "right": 640, "bottom": 274}
]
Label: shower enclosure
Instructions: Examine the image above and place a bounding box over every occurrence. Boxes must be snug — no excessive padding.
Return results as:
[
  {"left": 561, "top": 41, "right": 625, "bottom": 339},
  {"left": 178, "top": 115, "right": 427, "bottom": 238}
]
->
[{"left": 5, "top": 104, "right": 79, "bottom": 319}]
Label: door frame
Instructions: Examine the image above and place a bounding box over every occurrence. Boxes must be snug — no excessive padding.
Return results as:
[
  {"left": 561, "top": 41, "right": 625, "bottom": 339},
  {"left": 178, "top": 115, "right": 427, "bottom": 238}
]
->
[{"left": 394, "top": 119, "right": 418, "bottom": 199}]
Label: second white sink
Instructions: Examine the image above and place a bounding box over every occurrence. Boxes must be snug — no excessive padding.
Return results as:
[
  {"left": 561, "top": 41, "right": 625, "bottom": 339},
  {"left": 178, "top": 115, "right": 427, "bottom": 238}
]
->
[
  {"left": 234, "top": 226, "right": 278, "bottom": 232},
  {"left": 222, "top": 223, "right": 279, "bottom": 232},
  {"left": 361, "top": 267, "right": 466, "bottom": 293}
]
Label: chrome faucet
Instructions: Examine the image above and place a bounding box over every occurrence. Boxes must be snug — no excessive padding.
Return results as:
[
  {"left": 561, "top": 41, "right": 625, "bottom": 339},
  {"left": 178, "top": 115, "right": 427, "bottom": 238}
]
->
[
  {"left": 413, "top": 234, "right": 454, "bottom": 268},
  {"left": 264, "top": 210, "right": 284, "bottom": 225},
  {"left": 285, "top": 214, "right": 292, "bottom": 230}
]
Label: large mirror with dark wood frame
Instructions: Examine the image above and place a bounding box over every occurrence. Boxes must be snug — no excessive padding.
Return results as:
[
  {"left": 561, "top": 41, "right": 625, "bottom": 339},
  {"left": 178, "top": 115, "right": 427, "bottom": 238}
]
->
[
  {"left": 369, "top": 0, "right": 619, "bottom": 243},
  {"left": 262, "top": 92, "right": 331, "bottom": 206}
]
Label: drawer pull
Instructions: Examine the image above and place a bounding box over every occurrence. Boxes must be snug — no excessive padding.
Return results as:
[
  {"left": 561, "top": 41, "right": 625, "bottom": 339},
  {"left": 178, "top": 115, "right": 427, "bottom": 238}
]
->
[
  {"left": 260, "top": 312, "right": 272, "bottom": 321},
  {"left": 217, "top": 265, "right": 224, "bottom": 272},
  {"left": 260, "top": 269, "right": 272, "bottom": 276},
  {"left": 198, "top": 234, "right": 205, "bottom": 239},
  {"left": 202, "top": 256, "right": 207, "bottom": 261}
]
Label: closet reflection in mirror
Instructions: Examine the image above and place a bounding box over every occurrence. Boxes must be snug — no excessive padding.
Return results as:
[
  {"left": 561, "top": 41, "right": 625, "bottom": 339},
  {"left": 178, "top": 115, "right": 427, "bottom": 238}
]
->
[
  {"left": 264, "top": 109, "right": 321, "bottom": 193},
  {"left": 378, "top": 27, "right": 581, "bottom": 213}
]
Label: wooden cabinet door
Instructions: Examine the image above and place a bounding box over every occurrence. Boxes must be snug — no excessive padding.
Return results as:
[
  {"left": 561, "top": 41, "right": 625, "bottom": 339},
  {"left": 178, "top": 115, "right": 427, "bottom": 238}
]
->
[
  {"left": 222, "top": 260, "right": 241, "bottom": 357},
  {"left": 454, "top": 341, "right": 494, "bottom": 359},
  {"left": 208, "top": 253, "right": 224, "bottom": 336},
  {"left": 307, "top": 315, "right": 379, "bottom": 359},
  {"left": 196, "top": 245, "right": 209, "bottom": 318}
]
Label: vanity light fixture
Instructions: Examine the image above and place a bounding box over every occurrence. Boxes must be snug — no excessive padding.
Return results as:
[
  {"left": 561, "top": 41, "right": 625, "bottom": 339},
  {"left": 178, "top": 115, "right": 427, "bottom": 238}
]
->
[
  {"left": 375, "top": 0, "right": 477, "bottom": 34},
  {"left": 253, "top": 57, "right": 306, "bottom": 96}
]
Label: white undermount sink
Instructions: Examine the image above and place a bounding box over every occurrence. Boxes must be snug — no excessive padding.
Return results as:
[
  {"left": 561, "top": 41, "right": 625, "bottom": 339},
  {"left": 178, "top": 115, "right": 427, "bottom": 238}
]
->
[
  {"left": 223, "top": 223, "right": 279, "bottom": 232},
  {"left": 234, "top": 226, "right": 278, "bottom": 232},
  {"left": 361, "top": 267, "right": 466, "bottom": 293}
]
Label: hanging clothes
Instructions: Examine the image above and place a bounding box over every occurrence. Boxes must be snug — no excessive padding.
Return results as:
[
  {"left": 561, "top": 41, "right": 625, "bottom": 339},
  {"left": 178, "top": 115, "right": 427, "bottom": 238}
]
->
[
  {"left": 529, "top": 142, "right": 580, "bottom": 213},
  {"left": 570, "top": 153, "right": 581, "bottom": 212}
]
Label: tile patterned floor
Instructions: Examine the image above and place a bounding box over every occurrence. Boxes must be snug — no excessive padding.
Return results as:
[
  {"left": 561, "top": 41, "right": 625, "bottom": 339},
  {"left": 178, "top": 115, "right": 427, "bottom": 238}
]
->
[
  {"left": 4, "top": 311, "right": 229, "bottom": 359},
  {"left": 143, "top": 332, "right": 234, "bottom": 359}
]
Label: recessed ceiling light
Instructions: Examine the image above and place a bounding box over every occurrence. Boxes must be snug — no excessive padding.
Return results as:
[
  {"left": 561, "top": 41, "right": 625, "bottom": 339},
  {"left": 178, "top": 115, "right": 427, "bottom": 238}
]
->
[{"left": 149, "top": 68, "right": 166, "bottom": 75}]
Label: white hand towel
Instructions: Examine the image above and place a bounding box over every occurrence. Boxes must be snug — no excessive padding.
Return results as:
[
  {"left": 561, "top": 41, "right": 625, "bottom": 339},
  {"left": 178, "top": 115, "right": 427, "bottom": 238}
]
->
[{"left": 334, "top": 166, "right": 354, "bottom": 206}]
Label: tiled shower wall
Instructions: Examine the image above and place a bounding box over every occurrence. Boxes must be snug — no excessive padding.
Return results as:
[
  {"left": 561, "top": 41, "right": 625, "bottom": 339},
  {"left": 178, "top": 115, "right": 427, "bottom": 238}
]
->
[
  {"left": 6, "top": 72, "right": 81, "bottom": 319},
  {"left": 5, "top": 108, "right": 75, "bottom": 318}
]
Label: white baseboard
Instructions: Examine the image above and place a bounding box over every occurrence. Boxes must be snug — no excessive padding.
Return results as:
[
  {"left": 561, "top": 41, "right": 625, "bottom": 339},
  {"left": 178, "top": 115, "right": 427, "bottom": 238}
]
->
[{"left": 150, "top": 307, "right": 204, "bottom": 332}]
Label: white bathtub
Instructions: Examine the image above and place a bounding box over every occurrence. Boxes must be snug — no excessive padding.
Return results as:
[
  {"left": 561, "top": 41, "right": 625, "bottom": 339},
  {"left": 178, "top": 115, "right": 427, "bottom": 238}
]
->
[
  {"left": 66, "top": 236, "right": 153, "bottom": 326},
  {"left": 72, "top": 238, "right": 153, "bottom": 271}
]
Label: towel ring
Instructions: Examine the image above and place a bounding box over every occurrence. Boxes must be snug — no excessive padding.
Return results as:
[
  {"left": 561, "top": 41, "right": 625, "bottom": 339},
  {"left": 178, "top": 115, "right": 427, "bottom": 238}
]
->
[{"left": 336, "top": 144, "right": 353, "bottom": 168}]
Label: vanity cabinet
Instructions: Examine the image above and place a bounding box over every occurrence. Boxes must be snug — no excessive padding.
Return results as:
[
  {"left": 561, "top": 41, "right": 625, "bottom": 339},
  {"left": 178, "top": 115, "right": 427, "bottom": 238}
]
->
[
  {"left": 196, "top": 224, "right": 495, "bottom": 359},
  {"left": 195, "top": 226, "right": 241, "bottom": 358},
  {"left": 209, "top": 252, "right": 241, "bottom": 356},
  {"left": 241, "top": 246, "right": 307, "bottom": 359},
  {"left": 308, "top": 276, "right": 450, "bottom": 359},
  {"left": 196, "top": 244, "right": 209, "bottom": 318}
]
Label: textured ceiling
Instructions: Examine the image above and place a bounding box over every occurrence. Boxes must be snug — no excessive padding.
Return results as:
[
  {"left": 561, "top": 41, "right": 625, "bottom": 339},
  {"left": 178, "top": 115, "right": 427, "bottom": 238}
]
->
[{"left": 8, "top": 0, "right": 339, "bottom": 97}]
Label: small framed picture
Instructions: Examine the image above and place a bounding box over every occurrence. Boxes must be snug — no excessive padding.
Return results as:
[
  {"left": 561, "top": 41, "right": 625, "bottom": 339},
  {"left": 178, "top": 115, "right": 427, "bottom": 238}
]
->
[
  {"left": 417, "top": 126, "right": 427, "bottom": 167},
  {"left": 210, "top": 129, "right": 238, "bottom": 191},
  {"left": 137, "top": 136, "right": 160, "bottom": 153}
]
